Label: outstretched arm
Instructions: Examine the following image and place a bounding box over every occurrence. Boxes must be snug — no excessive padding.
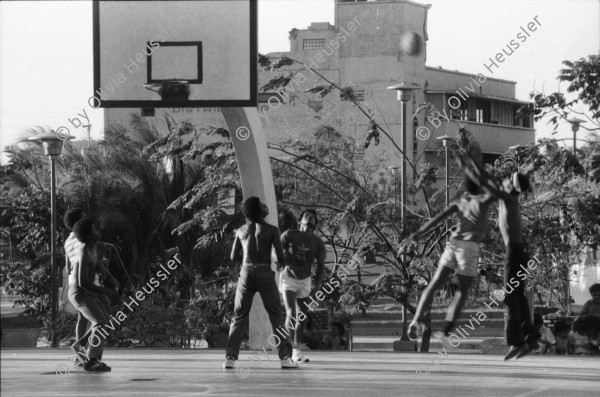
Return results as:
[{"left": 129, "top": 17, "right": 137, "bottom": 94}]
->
[
  {"left": 410, "top": 203, "right": 459, "bottom": 241},
  {"left": 464, "top": 158, "right": 512, "bottom": 202}
]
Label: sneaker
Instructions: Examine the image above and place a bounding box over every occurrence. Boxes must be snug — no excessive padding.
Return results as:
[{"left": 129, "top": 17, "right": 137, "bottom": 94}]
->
[
  {"left": 504, "top": 344, "right": 528, "bottom": 361},
  {"left": 223, "top": 355, "right": 236, "bottom": 370},
  {"left": 292, "top": 349, "right": 309, "bottom": 363},
  {"left": 433, "top": 331, "right": 458, "bottom": 350},
  {"left": 83, "top": 359, "right": 111, "bottom": 372},
  {"left": 98, "top": 361, "right": 111, "bottom": 371},
  {"left": 281, "top": 357, "right": 299, "bottom": 369}
]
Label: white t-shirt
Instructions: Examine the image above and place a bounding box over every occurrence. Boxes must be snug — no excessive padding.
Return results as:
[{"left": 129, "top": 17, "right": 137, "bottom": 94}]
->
[{"left": 65, "top": 232, "right": 100, "bottom": 286}]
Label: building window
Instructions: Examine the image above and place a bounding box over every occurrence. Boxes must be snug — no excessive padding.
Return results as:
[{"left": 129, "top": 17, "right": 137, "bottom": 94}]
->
[
  {"left": 141, "top": 108, "right": 155, "bottom": 117},
  {"left": 354, "top": 89, "right": 365, "bottom": 103},
  {"left": 353, "top": 146, "right": 365, "bottom": 163},
  {"left": 303, "top": 39, "right": 326, "bottom": 50},
  {"left": 341, "top": 88, "right": 365, "bottom": 103}
]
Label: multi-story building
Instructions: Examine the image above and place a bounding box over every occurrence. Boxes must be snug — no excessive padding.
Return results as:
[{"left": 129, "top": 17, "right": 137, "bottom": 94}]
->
[{"left": 258, "top": 0, "right": 534, "bottom": 206}]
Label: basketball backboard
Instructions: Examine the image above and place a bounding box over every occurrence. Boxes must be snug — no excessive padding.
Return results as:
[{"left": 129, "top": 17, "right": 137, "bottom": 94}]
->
[{"left": 93, "top": 0, "right": 257, "bottom": 108}]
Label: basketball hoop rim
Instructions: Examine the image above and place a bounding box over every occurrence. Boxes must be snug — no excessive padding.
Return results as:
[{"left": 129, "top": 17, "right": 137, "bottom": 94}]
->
[{"left": 143, "top": 80, "right": 190, "bottom": 93}]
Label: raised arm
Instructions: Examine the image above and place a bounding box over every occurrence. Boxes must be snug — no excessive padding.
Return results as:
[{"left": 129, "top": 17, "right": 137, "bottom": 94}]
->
[
  {"left": 410, "top": 203, "right": 459, "bottom": 241},
  {"left": 464, "top": 159, "right": 512, "bottom": 202},
  {"left": 480, "top": 186, "right": 498, "bottom": 205}
]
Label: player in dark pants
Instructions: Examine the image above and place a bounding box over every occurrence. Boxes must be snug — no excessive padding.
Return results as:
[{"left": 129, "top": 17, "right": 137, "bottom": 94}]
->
[
  {"left": 64, "top": 209, "right": 117, "bottom": 365},
  {"left": 223, "top": 197, "right": 297, "bottom": 370},
  {"left": 466, "top": 161, "right": 540, "bottom": 360},
  {"left": 64, "top": 209, "right": 92, "bottom": 360},
  {"left": 68, "top": 217, "right": 117, "bottom": 371}
]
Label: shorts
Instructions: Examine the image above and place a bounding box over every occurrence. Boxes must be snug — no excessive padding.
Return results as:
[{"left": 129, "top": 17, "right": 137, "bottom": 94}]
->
[
  {"left": 439, "top": 239, "right": 479, "bottom": 277},
  {"left": 279, "top": 271, "right": 311, "bottom": 299}
]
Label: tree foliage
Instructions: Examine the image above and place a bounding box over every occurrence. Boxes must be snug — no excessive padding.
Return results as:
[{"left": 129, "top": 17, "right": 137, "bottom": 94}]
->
[{"left": 519, "top": 54, "right": 600, "bottom": 132}]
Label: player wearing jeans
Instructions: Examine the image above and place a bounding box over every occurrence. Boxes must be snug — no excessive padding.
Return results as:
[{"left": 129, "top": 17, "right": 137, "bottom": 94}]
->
[
  {"left": 67, "top": 217, "right": 116, "bottom": 372},
  {"left": 466, "top": 160, "right": 541, "bottom": 360},
  {"left": 223, "top": 197, "right": 297, "bottom": 370}
]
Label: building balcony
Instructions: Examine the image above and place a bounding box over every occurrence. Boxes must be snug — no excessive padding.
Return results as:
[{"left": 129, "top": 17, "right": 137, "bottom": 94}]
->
[{"left": 417, "top": 119, "right": 535, "bottom": 155}]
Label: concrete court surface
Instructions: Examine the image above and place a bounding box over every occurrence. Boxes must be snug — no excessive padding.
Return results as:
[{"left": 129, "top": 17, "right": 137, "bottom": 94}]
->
[{"left": 1, "top": 349, "right": 599, "bottom": 397}]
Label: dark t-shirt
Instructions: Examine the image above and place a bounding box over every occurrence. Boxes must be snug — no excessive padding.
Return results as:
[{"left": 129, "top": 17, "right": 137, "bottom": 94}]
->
[
  {"left": 581, "top": 299, "right": 600, "bottom": 317},
  {"left": 281, "top": 229, "right": 326, "bottom": 280}
]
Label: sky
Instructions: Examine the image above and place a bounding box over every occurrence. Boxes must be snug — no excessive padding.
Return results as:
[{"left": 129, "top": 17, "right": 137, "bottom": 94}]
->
[{"left": 0, "top": 0, "right": 599, "bottom": 151}]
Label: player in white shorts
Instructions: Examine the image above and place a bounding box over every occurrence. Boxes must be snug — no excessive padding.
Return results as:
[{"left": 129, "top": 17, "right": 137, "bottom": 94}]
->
[
  {"left": 409, "top": 174, "right": 497, "bottom": 348},
  {"left": 279, "top": 210, "right": 326, "bottom": 363}
]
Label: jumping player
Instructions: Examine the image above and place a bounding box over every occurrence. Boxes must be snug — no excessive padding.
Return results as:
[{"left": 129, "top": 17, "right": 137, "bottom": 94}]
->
[
  {"left": 223, "top": 197, "right": 297, "bottom": 370},
  {"left": 279, "top": 209, "right": 326, "bottom": 363},
  {"left": 408, "top": 175, "right": 497, "bottom": 347},
  {"left": 465, "top": 160, "right": 540, "bottom": 360}
]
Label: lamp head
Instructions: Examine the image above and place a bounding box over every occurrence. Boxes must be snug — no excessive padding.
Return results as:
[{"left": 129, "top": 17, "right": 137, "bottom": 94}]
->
[
  {"left": 28, "top": 132, "right": 74, "bottom": 158},
  {"left": 567, "top": 117, "right": 585, "bottom": 132},
  {"left": 387, "top": 83, "right": 420, "bottom": 102},
  {"left": 436, "top": 135, "right": 454, "bottom": 147}
]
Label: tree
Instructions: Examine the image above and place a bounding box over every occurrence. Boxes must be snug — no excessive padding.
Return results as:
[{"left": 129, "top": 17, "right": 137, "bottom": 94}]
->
[{"left": 519, "top": 54, "right": 600, "bottom": 134}]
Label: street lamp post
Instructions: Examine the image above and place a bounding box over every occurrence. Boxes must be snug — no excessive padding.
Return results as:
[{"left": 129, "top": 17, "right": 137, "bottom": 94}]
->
[
  {"left": 388, "top": 166, "right": 399, "bottom": 220},
  {"left": 387, "top": 82, "right": 419, "bottom": 343},
  {"left": 567, "top": 117, "right": 585, "bottom": 153},
  {"left": 437, "top": 135, "right": 455, "bottom": 240},
  {"left": 436, "top": 135, "right": 455, "bottom": 209},
  {"left": 28, "top": 132, "right": 73, "bottom": 346}
]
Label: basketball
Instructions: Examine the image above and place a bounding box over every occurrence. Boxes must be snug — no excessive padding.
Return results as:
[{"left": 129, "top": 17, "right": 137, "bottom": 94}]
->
[{"left": 399, "top": 31, "right": 422, "bottom": 56}]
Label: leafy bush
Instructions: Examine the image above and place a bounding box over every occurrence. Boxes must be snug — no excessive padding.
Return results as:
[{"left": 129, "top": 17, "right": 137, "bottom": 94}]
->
[
  {"left": 42, "top": 311, "right": 77, "bottom": 346},
  {"left": 1, "top": 259, "right": 51, "bottom": 318},
  {"left": 113, "top": 299, "right": 193, "bottom": 347}
]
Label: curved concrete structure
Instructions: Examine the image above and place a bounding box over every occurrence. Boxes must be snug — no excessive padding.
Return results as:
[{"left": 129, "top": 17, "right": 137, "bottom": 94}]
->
[{"left": 221, "top": 107, "right": 277, "bottom": 350}]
